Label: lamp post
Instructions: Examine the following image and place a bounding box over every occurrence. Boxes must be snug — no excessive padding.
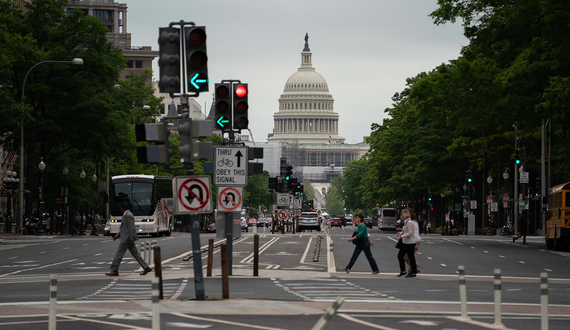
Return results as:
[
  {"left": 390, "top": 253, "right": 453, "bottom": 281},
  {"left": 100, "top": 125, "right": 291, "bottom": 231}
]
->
[
  {"left": 487, "top": 175, "right": 493, "bottom": 234},
  {"left": 18, "top": 58, "right": 83, "bottom": 234},
  {"left": 463, "top": 184, "right": 468, "bottom": 234},
  {"left": 503, "top": 169, "right": 510, "bottom": 234},
  {"left": 79, "top": 168, "right": 86, "bottom": 235},
  {"left": 36, "top": 158, "right": 46, "bottom": 235},
  {"left": 91, "top": 172, "right": 98, "bottom": 236},
  {"left": 60, "top": 166, "right": 69, "bottom": 235},
  {"left": 441, "top": 192, "right": 445, "bottom": 235},
  {"left": 2, "top": 171, "right": 19, "bottom": 233}
]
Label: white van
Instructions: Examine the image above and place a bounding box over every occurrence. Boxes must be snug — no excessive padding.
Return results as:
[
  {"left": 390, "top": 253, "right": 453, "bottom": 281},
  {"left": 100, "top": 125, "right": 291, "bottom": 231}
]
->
[{"left": 378, "top": 208, "right": 398, "bottom": 230}]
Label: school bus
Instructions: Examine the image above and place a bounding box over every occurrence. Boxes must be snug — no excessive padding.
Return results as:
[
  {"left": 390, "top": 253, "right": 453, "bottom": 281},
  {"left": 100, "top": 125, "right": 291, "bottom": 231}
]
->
[{"left": 546, "top": 182, "right": 570, "bottom": 251}]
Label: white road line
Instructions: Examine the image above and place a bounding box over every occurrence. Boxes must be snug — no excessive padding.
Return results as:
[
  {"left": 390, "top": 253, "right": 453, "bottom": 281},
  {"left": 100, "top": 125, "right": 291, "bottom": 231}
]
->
[
  {"left": 440, "top": 264, "right": 447, "bottom": 267},
  {"left": 448, "top": 316, "right": 517, "bottom": 330},
  {"left": 94, "top": 253, "right": 102, "bottom": 256},
  {"left": 0, "top": 259, "right": 78, "bottom": 278},
  {"left": 241, "top": 237, "right": 280, "bottom": 263},
  {"left": 519, "top": 261, "right": 525, "bottom": 264},
  {"left": 170, "top": 312, "right": 287, "bottom": 330},
  {"left": 339, "top": 314, "right": 398, "bottom": 330},
  {"left": 300, "top": 236, "right": 313, "bottom": 264},
  {"left": 500, "top": 255, "right": 505, "bottom": 258},
  {"left": 442, "top": 238, "right": 463, "bottom": 245},
  {"left": 427, "top": 257, "right": 433, "bottom": 260},
  {"left": 545, "top": 268, "right": 552, "bottom": 272},
  {"left": 162, "top": 239, "right": 227, "bottom": 265},
  {"left": 59, "top": 314, "right": 150, "bottom": 329},
  {"left": 484, "top": 251, "right": 489, "bottom": 253}
]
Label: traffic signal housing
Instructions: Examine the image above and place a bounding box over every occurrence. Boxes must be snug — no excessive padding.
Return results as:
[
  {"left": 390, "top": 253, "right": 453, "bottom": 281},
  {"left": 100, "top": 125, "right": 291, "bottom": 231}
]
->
[
  {"left": 135, "top": 122, "right": 171, "bottom": 165},
  {"left": 233, "top": 83, "right": 248, "bottom": 130},
  {"left": 158, "top": 27, "right": 181, "bottom": 93},
  {"left": 178, "top": 116, "right": 192, "bottom": 165},
  {"left": 184, "top": 26, "right": 208, "bottom": 93},
  {"left": 285, "top": 164, "right": 293, "bottom": 181},
  {"left": 515, "top": 149, "right": 521, "bottom": 165},
  {"left": 269, "top": 177, "right": 278, "bottom": 191},
  {"left": 466, "top": 170, "right": 473, "bottom": 183},
  {"left": 214, "top": 83, "right": 231, "bottom": 130}
]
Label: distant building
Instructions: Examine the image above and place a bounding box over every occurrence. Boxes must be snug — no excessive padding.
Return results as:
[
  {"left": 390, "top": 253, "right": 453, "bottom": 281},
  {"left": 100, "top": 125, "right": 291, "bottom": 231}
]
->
[
  {"left": 263, "top": 35, "right": 368, "bottom": 181},
  {"left": 65, "top": 0, "right": 158, "bottom": 80}
]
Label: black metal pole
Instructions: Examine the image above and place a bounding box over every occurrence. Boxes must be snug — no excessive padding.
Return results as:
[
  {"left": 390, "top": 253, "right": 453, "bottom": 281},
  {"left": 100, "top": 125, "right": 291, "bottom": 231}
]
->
[
  {"left": 36, "top": 169, "right": 45, "bottom": 235},
  {"left": 225, "top": 212, "right": 233, "bottom": 275},
  {"left": 60, "top": 174, "right": 67, "bottom": 235},
  {"left": 190, "top": 214, "right": 205, "bottom": 300}
]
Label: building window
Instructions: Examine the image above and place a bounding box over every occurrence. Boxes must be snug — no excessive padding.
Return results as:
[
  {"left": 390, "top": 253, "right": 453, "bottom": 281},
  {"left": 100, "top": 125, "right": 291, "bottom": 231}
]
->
[
  {"left": 119, "top": 40, "right": 126, "bottom": 46},
  {"left": 296, "top": 103, "right": 298, "bottom": 109},
  {"left": 309, "top": 103, "right": 311, "bottom": 109},
  {"left": 93, "top": 10, "right": 111, "bottom": 24},
  {"left": 127, "top": 60, "right": 133, "bottom": 68},
  {"left": 135, "top": 60, "right": 143, "bottom": 68}
]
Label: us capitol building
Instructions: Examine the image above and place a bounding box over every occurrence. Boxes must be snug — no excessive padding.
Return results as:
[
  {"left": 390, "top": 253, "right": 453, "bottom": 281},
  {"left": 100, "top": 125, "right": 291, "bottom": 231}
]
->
[{"left": 260, "top": 35, "right": 369, "bottom": 182}]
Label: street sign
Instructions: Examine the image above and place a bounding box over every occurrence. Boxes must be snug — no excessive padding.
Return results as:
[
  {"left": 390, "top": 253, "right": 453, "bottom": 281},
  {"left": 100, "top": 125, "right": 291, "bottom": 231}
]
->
[
  {"left": 217, "top": 186, "right": 243, "bottom": 212},
  {"left": 487, "top": 195, "right": 493, "bottom": 204},
  {"left": 491, "top": 202, "right": 498, "bottom": 212},
  {"left": 470, "top": 200, "right": 477, "bottom": 210},
  {"left": 454, "top": 203, "right": 461, "bottom": 211},
  {"left": 276, "top": 193, "right": 289, "bottom": 207},
  {"left": 503, "top": 193, "right": 509, "bottom": 201},
  {"left": 294, "top": 209, "right": 301, "bottom": 216},
  {"left": 520, "top": 171, "right": 529, "bottom": 184},
  {"left": 294, "top": 198, "right": 301, "bottom": 209},
  {"left": 173, "top": 176, "right": 212, "bottom": 214},
  {"left": 214, "top": 146, "right": 248, "bottom": 186},
  {"left": 278, "top": 209, "right": 288, "bottom": 220}
]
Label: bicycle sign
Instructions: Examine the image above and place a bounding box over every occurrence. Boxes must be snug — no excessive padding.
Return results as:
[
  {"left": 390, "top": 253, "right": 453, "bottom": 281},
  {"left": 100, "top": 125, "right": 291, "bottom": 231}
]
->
[{"left": 214, "top": 146, "right": 248, "bottom": 186}]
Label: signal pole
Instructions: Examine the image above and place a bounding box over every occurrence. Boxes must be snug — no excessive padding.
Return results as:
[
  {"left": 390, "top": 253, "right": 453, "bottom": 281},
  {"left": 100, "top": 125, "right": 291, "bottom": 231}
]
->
[{"left": 513, "top": 123, "right": 519, "bottom": 236}]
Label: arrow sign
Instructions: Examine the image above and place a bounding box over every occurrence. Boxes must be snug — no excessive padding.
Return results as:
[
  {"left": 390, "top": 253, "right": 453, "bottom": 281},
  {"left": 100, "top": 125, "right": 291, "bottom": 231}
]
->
[
  {"left": 185, "top": 184, "right": 204, "bottom": 205},
  {"left": 190, "top": 73, "right": 208, "bottom": 89},
  {"left": 217, "top": 116, "right": 229, "bottom": 128},
  {"left": 217, "top": 187, "right": 243, "bottom": 212},
  {"left": 235, "top": 150, "right": 243, "bottom": 167}
]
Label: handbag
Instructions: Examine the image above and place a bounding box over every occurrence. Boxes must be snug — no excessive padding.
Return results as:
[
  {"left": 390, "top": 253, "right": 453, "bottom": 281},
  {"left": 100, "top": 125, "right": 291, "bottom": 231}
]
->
[
  {"left": 352, "top": 231, "right": 361, "bottom": 245},
  {"left": 395, "top": 238, "right": 403, "bottom": 249}
]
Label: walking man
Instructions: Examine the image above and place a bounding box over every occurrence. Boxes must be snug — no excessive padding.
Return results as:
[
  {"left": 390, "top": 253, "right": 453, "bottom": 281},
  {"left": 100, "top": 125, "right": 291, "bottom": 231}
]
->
[{"left": 105, "top": 202, "right": 152, "bottom": 276}]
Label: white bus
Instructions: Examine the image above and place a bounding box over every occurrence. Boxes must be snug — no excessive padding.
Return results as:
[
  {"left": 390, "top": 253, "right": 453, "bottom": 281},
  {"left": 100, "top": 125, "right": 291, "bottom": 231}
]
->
[
  {"left": 108, "top": 175, "right": 174, "bottom": 237},
  {"left": 378, "top": 208, "right": 398, "bottom": 230}
]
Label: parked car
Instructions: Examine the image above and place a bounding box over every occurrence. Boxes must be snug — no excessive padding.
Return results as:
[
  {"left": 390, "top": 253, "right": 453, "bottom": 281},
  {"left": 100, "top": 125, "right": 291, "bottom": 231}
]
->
[
  {"left": 241, "top": 220, "right": 248, "bottom": 232},
  {"left": 92, "top": 219, "right": 107, "bottom": 235},
  {"left": 330, "top": 217, "right": 342, "bottom": 227},
  {"left": 204, "top": 222, "right": 216, "bottom": 233},
  {"left": 363, "top": 217, "right": 374, "bottom": 228},
  {"left": 248, "top": 219, "right": 257, "bottom": 227}
]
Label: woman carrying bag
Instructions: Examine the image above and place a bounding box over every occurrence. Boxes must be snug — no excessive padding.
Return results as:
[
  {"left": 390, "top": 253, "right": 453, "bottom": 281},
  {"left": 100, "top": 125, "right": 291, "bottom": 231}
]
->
[
  {"left": 396, "top": 208, "right": 417, "bottom": 278},
  {"left": 342, "top": 213, "right": 380, "bottom": 274}
]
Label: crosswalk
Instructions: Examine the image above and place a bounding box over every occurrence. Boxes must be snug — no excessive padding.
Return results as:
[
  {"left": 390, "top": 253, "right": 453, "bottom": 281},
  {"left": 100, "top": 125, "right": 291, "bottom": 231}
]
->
[
  {"left": 272, "top": 278, "right": 397, "bottom": 302},
  {"left": 79, "top": 278, "right": 189, "bottom": 300}
]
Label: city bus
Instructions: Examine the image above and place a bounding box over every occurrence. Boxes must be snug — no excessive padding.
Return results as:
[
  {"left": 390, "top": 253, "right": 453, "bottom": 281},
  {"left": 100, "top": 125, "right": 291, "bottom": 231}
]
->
[
  {"left": 108, "top": 175, "right": 174, "bottom": 237},
  {"left": 546, "top": 182, "right": 570, "bottom": 251},
  {"left": 377, "top": 208, "right": 398, "bottom": 230}
]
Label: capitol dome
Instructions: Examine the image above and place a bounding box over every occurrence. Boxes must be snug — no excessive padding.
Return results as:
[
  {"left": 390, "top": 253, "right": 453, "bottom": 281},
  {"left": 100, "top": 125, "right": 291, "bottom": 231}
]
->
[{"left": 268, "top": 34, "right": 344, "bottom": 144}]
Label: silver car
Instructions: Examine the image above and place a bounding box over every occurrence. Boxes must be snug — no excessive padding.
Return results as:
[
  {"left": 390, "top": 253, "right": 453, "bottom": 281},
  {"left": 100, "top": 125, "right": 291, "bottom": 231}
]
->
[{"left": 298, "top": 212, "right": 320, "bottom": 232}]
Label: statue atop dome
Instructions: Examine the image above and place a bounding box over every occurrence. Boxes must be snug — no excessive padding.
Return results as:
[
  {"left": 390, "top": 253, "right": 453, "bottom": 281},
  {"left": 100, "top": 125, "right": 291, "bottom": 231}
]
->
[{"left": 303, "top": 33, "right": 310, "bottom": 52}]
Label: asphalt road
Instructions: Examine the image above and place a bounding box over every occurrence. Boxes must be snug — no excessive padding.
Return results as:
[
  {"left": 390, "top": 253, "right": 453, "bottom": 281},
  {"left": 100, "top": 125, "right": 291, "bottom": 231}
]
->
[{"left": 1, "top": 225, "right": 570, "bottom": 330}]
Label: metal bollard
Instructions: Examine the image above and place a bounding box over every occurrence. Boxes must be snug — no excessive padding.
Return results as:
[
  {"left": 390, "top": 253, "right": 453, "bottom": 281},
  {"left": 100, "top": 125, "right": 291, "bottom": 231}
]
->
[
  {"left": 150, "top": 240, "right": 157, "bottom": 265},
  {"left": 151, "top": 276, "right": 160, "bottom": 330},
  {"left": 458, "top": 265, "right": 469, "bottom": 320},
  {"left": 145, "top": 241, "right": 150, "bottom": 264},
  {"left": 541, "top": 272, "right": 548, "bottom": 330},
  {"left": 253, "top": 234, "right": 259, "bottom": 276},
  {"left": 221, "top": 244, "right": 229, "bottom": 299},
  {"left": 493, "top": 268, "right": 503, "bottom": 328},
  {"left": 207, "top": 238, "right": 214, "bottom": 277},
  {"left": 153, "top": 246, "right": 163, "bottom": 300},
  {"left": 49, "top": 274, "right": 57, "bottom": 330},
  {"left": 311, "top": 296, "right": 345, "bottom": 330}
]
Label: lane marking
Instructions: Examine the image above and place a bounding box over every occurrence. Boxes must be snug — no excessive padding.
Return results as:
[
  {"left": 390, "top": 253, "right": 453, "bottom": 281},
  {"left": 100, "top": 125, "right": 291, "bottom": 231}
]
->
[
  {"left": 448, "top": 316, "right": 517, "bottom": 330},
  {"left": 300, "top": 237, "right": 313, "bottom": 264},
  {"left": 170, "top": 312, "right": 287, "bottom": 330},
  {"left": 440, "top": 264, "right": 447, "bottom": 267},
  {"left": 442, "top": 238, "right": 463, "bottom": 245},
  {"left": 241, "top": 237, "right": 280, "bottom": 263},
  {"left": 0, "top": 259, "right": 78, "bottom": 278},
  {"left": 59, "top": 314, "right": 149, "bottom": 329},
  {"left": 339, "top": 314, "right": 398, "bottom": 330}
]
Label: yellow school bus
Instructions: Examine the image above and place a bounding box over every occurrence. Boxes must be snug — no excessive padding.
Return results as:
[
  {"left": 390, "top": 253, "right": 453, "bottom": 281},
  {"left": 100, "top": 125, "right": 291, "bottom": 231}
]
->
[{"left": 546, "top": 182, "right": 570, "bottom": 251}]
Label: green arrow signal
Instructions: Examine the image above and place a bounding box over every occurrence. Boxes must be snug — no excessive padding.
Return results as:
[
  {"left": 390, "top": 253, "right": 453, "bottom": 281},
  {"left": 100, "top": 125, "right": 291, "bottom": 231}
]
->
[
  {"left": 217, "top": 116, "right": 229, "bottom": 127},
  {"left": 190, "top": 73, "right": 208, "bottom": 89}
]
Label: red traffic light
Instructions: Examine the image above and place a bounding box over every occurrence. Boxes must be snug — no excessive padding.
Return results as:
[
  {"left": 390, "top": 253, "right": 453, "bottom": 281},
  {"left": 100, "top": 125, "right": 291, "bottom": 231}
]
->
[{"left": 235, "top": 84, "right": 248, "bottom": 98}]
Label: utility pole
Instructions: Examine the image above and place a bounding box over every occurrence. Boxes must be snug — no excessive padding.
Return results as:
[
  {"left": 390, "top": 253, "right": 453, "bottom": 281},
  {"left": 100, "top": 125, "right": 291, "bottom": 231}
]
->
[{"left": 513, "top": 123, "right": 519, "bottom": 236}]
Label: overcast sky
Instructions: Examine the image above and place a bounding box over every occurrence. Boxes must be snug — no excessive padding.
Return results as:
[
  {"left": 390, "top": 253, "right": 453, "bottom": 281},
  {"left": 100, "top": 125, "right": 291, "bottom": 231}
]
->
[{"left": 127, "top": 0, "right": 467, "bottom": 144}]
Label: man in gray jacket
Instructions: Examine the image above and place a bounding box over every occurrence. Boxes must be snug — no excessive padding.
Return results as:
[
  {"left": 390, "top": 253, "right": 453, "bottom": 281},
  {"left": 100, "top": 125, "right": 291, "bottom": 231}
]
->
[{"left": 105, "top": 202, "right": 152, "bottom": 276}]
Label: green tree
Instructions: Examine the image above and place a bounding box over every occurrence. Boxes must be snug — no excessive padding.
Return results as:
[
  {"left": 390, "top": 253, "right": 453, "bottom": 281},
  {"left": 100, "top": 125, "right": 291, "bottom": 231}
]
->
[
  {"left": 325, "top": 177, "right": 345, "bottom": 216},
  {"left": 303, "top": 178, "right": 315, "bottom": 200},
  {"left": 244, "top": 171, "right": 272, "bottom": 212}
]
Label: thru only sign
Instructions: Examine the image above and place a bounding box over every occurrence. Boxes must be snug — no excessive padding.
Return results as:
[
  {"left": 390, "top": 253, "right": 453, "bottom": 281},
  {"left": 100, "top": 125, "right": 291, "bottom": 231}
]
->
[{"left": 214, "top": 146, "right": 248, "bottom": 186}]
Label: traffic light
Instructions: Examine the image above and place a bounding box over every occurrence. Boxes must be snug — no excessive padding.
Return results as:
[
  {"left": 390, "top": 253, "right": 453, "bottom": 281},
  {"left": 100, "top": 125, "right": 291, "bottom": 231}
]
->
[
  {"left": 299, "top": 184, "right": 304, "bottom": 197},
  {"left": 158, "top": 27, "right": 181, "bottom": 93},
  {"left": 280, "top": 158, "right": 287, "bottom": 177},
  {"left": 184, "top": 26, "right": 208, "bottom": 93},
  {"left": 285, "top": 164, "right": 293, "bottom": 181},
  {"left": 135, "top": 121, "right": 171, "bottom": 165},
  {"left": 466, "top": 170, "right": 473, "bottom": 183},
  {"left": 269, "top": 177, "right": 278, "bottom": 191},
  {"left": 428, "top": 192, "right": 432, "bottom": 202},
  {"left": 214, "top": 83, "right": 231, "bottom": 130},
  {"left": 178, "top": 115, "right": 192, "bottom": 164},
  {"left": 515, "top": 149, "right": 521, "bottom": 165},
  {"left": 233, "top": 83, "right": 248, "bottom": 130}
]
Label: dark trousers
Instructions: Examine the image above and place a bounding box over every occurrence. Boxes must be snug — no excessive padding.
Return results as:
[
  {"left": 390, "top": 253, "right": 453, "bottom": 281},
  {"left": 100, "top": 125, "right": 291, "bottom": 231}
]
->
[
  {"left": 398, "top": 244, "right": 417, "bottom": 274},
  {"left": 346, "top": 240, "right": 379, "bottom": 272}
]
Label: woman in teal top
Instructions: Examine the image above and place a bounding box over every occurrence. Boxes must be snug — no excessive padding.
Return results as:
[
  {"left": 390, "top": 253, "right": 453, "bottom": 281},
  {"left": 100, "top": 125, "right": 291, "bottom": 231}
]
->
[{"left": 343, "top": 213, "right": 380, "bottom": 274}]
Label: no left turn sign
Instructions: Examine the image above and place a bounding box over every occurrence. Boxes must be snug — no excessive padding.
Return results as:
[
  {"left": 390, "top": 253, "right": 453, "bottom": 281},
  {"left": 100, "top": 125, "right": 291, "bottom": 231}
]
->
[{"left": 278, "top": 209, "right": 288, "bottom": 220}]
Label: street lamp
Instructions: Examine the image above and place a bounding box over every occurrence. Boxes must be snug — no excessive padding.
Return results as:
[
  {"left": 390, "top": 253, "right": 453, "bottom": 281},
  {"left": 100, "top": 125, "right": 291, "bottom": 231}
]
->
[
  {"left": 487, "top": 175, "right": 493, "bottom": 234},
  {"left": 2, "top": 171, "right": 19, "bottom": 233},
  {"left": 440, "top": 192, "right": 445, "bottom": 235},
  {"left": 60, "top": 166, "right": 69, "bottom": 235},
  {"left": 78, "top": 168, "right": 86, "bottom": 235},
  {"left": 18, "top": 58, "right": 83, "bottom": 234},
  {"left": 36, "top": 158, "right": 46, "bottom": 235},
  {"left": 91, "top": 172, "right": 98, "bottom": 236}
]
